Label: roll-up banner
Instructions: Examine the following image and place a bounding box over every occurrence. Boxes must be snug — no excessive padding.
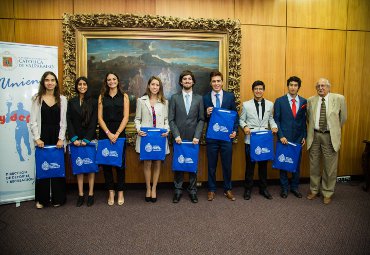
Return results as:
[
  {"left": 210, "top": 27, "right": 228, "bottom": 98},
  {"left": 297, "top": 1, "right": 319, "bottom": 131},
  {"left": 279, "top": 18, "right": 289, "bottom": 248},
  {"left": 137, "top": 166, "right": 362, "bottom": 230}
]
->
[{"left": 0, "top": 41, "right": 58, "bottom": 205}]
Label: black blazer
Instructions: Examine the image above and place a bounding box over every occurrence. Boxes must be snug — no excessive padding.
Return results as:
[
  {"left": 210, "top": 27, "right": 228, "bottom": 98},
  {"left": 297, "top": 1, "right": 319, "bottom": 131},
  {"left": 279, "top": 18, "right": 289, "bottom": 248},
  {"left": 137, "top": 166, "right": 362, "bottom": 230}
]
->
[{"left": 67, "top": 96, "right": 98, "bottom": 141}]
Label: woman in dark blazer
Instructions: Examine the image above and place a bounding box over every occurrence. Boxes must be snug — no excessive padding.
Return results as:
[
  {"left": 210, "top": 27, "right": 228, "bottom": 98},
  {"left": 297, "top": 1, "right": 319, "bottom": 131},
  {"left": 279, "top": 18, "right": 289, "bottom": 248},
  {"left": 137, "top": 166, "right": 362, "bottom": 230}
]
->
[{"left": 67, "top": 77, "right": 98, "bottom": 207}]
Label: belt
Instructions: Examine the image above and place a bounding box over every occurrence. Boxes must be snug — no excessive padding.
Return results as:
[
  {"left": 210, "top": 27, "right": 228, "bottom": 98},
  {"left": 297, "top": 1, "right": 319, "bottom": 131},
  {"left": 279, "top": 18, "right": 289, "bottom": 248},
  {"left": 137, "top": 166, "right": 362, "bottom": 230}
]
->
[{"left": 314, "top": 129, "right": 330, "bottom": 134}]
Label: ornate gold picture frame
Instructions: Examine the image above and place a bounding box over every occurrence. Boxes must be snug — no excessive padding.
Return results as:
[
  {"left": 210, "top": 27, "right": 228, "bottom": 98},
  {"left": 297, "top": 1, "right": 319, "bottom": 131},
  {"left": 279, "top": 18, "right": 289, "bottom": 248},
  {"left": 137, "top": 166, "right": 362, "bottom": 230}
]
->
[{"left": 63, "top": 14, "right": 241, "bottom": 139}]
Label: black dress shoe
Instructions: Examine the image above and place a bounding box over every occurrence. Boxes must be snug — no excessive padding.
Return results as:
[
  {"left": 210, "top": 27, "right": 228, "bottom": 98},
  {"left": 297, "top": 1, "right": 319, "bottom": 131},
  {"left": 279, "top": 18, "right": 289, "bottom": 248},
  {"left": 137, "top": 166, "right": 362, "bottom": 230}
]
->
[
  {"left": 76, "top": 195, "right": 84, "bottom": 207},
  {"left": 291, "top": 189, "right": 303, "bottom": 198},
  {"left": 280, "top": 190, "right": 288, "bottom": 199},
  {"left": 244, "top": 189, "right": 251, "bottom": 200},
  {"left": 189, "top": 194, "right": 198, "bottom": 203},
  {"left": 173, "top": 194, "right": 181, "bottom": 203},
  {"left": 87, "top": 195, "right": 94, "bottom": 207},
  {"left": 259, "top": 189, "right": 273, "bottom": 200},
  {"left": 151, "top": 197, "right": 157, "bottom": 203},
  {"left": 145, "top": 196, "right": 151, "bottom": 202}
]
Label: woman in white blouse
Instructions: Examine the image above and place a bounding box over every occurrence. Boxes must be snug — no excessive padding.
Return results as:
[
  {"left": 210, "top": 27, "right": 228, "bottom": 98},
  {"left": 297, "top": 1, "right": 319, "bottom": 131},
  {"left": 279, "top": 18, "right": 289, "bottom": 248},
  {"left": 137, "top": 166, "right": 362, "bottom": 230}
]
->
[{"left": 135, "top": 76, "right": 169, "bottom": 202}]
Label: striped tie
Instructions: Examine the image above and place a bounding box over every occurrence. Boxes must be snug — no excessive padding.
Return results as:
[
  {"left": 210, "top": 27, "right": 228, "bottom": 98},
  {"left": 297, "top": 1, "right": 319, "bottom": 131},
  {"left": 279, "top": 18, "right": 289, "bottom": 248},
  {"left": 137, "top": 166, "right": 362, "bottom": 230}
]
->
[{"left": 319, "top": 98, "right": 327, "bottom": 131}]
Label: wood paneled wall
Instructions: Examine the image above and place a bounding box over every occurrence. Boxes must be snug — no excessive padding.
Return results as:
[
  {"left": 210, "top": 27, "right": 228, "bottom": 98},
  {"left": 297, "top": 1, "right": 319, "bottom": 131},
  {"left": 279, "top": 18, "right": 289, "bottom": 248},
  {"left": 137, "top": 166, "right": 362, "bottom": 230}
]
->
[{"left": 1, "top": 0, "right": 369, "bottom": 183}]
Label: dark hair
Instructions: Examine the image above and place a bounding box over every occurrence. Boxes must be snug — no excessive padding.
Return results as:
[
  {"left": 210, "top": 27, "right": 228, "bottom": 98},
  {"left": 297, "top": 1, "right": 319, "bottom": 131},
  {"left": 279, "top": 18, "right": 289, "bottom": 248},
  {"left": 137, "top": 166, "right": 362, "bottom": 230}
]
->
[
  {"left": 75, "top": 76, "right": 94, "bottom": 128},
  {"left": 100, "top": 72, "right": 124, "bottom": 99},
  {"left": 36, "top": 71, "right": 61, "bottom": 105},
  {"left": 287, "top": 76, "right": 301, "bottom": 89},
  {"left": 178, "top": 70, "right": 196, "bottom": 86},
  {"left": 145, "top": 76, "right": 166, "bottom": 104},
  {"left": 210, "top": 70, "right": 223, "bottom": 81},
  {"left": 252, "top": 80, "right": 265, "bottom": 90}
]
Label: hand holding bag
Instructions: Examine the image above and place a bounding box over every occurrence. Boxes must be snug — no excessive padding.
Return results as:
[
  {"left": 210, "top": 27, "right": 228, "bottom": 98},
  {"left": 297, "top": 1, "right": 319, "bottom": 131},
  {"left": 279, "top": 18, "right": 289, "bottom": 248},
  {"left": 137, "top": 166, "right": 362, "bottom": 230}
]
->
[
  {"left": 95, "top": 138, "right": 126, "bottom": 167},
  {"left": 272, "top": 141, "right": 302, "bottom": 172},
  {"left": 250, "top": 130, "right": 274, "bottom": 162},
  {"left": 69, "top": 142, "right": 99, "bottom": 174},
  {"left": 206, "top": 108, "right": 237, "bottom": 142},
  {"left": 139, "top": 127, "right": 167, "bottom": 161},
  {"left": 172, "top": 141, "right": 199, "bottom": 173}
]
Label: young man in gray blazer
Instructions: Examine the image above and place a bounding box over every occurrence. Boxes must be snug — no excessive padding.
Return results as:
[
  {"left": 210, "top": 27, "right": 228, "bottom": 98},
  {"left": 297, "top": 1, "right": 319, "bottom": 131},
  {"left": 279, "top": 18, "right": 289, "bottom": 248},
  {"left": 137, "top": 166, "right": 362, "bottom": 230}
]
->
[
  {"left": 169, "top": 70, "right": 205, "bottom": 203},
  {"left": 239, "top": 80, "right": 278, "bottom": 200}
]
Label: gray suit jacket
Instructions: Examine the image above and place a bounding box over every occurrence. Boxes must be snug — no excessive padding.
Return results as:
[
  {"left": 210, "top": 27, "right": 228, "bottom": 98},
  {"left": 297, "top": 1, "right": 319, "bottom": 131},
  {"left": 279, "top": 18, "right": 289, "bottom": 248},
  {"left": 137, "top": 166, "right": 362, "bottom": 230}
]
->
[
  {"left": 134, "top": 95, "right": 169, "bottom": 153},
  {"left": 306, "top": 93, "right": 347, "bottom": 152},
  {"left": 169, "top": 92, "right": 205, "bottom": 141},
  {"left": 239, "top": 98, "right": 277, "bottom": 144}
]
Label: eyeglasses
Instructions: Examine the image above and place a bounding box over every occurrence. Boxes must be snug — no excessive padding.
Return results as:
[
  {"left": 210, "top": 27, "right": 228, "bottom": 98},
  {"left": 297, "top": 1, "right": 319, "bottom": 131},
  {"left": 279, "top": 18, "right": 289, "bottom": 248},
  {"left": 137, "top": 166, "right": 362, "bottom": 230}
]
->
[{"left": 316, "top": 84, "right": 327, "bottom": 88}]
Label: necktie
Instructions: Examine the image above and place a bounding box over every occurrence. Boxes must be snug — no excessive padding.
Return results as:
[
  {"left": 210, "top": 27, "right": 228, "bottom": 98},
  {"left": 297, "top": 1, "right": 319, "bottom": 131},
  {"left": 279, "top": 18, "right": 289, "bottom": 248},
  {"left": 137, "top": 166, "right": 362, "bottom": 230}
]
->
[
  {"left": 258, "top": 101, "right": 262, "bottom": 120},
  {"left": 319, "top": 98, "right": 327, "bottom": 131},
  {"left": 151, "top": 106, "right": 156, "bottom": 127},
  {"left": 185, "top": 94, "right": 190, "bottom": 114},
  {"left": 291, "top": 98, "right": 297, "bottom": 118},
  {"left": 215, "top": 93, "right": 220, "bottom": 108}
]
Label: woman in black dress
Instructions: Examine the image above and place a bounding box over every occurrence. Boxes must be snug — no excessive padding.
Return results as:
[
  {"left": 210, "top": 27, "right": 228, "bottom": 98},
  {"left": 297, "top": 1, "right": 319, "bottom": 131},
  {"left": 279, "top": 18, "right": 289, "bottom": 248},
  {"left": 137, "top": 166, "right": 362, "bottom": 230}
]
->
[
  {"left": 67, "top": 77, "right": 98, "bottom": 207},
  {"left": 30, "top": 71, "right": 67, "bottom": 209},
  {"left": 98, "top": 72, "right": 129, "bottom": 206}
]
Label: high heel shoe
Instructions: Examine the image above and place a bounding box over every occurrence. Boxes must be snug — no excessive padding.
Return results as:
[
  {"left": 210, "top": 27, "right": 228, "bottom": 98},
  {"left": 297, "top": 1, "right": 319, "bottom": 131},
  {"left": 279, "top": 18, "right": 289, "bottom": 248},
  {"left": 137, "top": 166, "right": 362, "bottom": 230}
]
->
[
  {"left": 108, "top": 191, "right": 115, "bottom": 206},
  {"left": 151, "top": 197, "right": 157, "bottom": 203},
  {"left": 117, "top": 191, "right": 124, "bottom": 206},
  {"left": 145, "top": 196, "right": 151, "bottom": 202}
]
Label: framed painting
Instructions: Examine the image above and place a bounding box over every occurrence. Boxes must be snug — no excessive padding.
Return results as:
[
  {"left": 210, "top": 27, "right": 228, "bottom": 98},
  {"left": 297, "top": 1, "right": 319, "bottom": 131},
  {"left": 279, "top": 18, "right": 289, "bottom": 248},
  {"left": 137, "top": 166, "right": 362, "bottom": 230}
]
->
[{"left": 63, "top": 14, "right": 241, "bottom": 142}]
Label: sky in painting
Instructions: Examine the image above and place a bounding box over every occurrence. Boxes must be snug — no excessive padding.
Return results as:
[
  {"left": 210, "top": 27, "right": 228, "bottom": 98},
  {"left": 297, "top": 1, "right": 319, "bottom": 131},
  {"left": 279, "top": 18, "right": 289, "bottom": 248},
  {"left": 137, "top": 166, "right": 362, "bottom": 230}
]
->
[{"left": 87, "top": 39, "right": 219, "bottom": 69}]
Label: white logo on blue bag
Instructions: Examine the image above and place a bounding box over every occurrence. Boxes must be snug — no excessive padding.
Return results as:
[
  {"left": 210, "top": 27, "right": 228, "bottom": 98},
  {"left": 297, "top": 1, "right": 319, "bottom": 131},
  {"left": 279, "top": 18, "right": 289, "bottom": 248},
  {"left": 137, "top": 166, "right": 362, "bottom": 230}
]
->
[
  {"left": 212, "top": 123, "right": 228, "bottom": 133},
  {"left": 41, "top": 161, "right": 60, "bottom": 171},
  {"left": 102, "top": 147, "right": 118, "bottom": 157},
  {"left": 178, "top": 155, "right": 194, "bottom": 164},
  {"left": 145, "top": 143, "right": 153, "bottom": 152},
  {"left": 278, "top": 154, "right": 293, "bottom": 164},
  {"left": 76, "top": 157, "right": 93, "bottom": 166},
  {"left": 255, "top": 146, "right": 270, "bottom": 155}
]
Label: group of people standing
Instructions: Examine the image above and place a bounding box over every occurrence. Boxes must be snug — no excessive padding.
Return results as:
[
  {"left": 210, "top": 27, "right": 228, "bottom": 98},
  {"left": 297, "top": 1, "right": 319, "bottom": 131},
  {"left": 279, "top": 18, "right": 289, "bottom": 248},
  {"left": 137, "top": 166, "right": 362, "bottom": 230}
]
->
[{"left": 29, "top": 69, "right": 346, "bottom": 209}]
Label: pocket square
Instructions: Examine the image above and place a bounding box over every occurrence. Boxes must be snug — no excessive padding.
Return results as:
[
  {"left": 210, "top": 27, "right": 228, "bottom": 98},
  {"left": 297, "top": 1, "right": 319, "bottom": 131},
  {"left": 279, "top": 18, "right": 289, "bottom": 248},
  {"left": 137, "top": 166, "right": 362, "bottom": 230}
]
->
[{"left": 301, "top": 104, "right": 307, "bottom": 109}]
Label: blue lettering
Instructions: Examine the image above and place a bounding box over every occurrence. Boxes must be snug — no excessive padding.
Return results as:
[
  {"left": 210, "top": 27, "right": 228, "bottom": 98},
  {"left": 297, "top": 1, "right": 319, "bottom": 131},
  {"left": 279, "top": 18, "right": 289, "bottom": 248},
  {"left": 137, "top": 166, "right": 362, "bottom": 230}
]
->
[{"left": 0, "top": 77, "right": 39, "bottom": 90}]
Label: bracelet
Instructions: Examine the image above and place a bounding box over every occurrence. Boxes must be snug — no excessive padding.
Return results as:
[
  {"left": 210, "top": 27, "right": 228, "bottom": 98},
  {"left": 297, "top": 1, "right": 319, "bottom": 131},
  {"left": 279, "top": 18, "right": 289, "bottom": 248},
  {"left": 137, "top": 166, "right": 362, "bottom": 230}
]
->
[{"left": 105, "top": 130, "right": 110, "bottom": 134}]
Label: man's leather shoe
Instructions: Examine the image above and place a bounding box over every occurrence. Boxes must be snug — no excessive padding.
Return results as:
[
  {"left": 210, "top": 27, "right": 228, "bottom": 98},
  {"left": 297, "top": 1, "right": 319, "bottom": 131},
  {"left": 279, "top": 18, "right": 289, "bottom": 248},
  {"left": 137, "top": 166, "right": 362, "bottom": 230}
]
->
[
  {"left": 291, "top": 189, "right": 302, "bottom": 198},
  {"left": 207, "top": 192, "right": 215, "bottom": 201},
  {"left": 307, "top": 192, "right": 319, "bottom": 200},
  {"left": 172, "top": 194, "right": 181, "bottom": 203},
  {"left": 224, "top": 190, "right": 236, "bottom": 201},
  {"left": 259, "top": 189, "right": 273, "bottom": 199},
  {"left": 244, "top": 189, "right": 251, "bottom": 200},
  {"left": 189, "top": 194, "right": 198, "bottom": 203},
  {"left": 323, "top": 196, "right": 331, "bottom": 205},
  {"left": 280, "top": 190, "right": 288, "bottom": 199}
]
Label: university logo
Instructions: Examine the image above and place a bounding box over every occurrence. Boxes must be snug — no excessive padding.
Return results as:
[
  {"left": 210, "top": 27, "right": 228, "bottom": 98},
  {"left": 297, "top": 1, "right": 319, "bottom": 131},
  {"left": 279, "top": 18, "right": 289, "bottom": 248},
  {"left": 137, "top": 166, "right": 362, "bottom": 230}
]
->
[
  {"left": 177, "top": 155, "right": 194, "bottom": 164},
  {"left": 102, "top": 147, "right": 118, "bottom": 157},
  {"left": 212, "top": 123, "right": 228, "bottom": 133},
  {"left": 278, "top": 154, "right": 293, "bottom": 164},
  {"left": 41, "top": 161, "right": 60, "bottom": 171},
  {"left": 76, "top": 157, "right": 93, "bottom": 166},
  {"left": 255, "top": 146, "right": 271, "bottom": 155},
  {"left": 0, "top": 51, "right": 17, "bottom": 70}
]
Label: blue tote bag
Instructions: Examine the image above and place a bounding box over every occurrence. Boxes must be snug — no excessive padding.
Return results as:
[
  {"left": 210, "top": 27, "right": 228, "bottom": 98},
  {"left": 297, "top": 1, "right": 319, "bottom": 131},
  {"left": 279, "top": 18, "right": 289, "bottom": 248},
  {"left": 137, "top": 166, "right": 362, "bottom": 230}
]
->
[
  {"left": 172, "top": 142, "right": 199, "bottom": 173},
  {"left": 206, "top": 108, "right": 237, "bottom": 142},
  {"left": 139, "top": 127, "right": 167, "bottom": 161},
  {"left": 35, "top": 146, "right": 65, "bottom": 179},
  {"left": 69, "top": 143, "right": 99, "bottom": 174},
  {"left": 250, "top": 130, "right": 274, "bottom": 162},
  {"left": 95, "top": 138, "right": 126, "bottom": 167},
  {"left": 272, "top": 141, "right": 302, "bottom": 172}
]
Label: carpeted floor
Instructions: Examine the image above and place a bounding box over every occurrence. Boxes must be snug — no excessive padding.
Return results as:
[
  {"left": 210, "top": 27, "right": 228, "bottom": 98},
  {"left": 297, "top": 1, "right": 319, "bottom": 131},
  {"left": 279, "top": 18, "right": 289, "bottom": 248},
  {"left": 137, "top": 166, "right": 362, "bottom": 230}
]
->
[{"left": 1, "top": 182, "right": 370, "bottom": 255}]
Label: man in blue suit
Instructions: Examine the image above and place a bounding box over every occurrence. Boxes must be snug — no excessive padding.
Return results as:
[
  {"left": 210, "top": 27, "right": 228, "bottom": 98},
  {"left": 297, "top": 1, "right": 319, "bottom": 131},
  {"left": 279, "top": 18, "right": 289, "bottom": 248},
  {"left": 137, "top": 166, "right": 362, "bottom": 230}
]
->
[
  {"left": 273, "top": 76, "right": 307, "bottom": 198},
  {"left": 204, "top": 71, "right": 239, "bottom": 201}
]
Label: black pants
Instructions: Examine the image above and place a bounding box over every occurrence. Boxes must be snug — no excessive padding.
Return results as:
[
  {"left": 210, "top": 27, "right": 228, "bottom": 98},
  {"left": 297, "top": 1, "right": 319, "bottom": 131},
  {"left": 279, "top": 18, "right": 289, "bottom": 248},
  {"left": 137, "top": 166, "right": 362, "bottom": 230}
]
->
[
  {"left": 174, "top": 171, "right": 197, "bottom": 195},
  {"left": 244, "top": 144, "right": 268, "bottom": 191},
  {"left": 35, "top": 177, "right": 66, "bottom": 206},
  {"left": 102, "top": 165, "right": 125, "bottom": 191}
]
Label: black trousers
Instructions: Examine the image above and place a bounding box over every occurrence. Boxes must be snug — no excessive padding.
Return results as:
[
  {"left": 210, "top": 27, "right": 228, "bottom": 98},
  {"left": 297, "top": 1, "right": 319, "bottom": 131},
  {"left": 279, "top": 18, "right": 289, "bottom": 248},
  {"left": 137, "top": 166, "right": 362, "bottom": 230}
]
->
[
  {"left": 244, "top": 144, "right": 268, "bottom": 191},
  {"left": 174, "top": 171, "right": 197, "bottom": 195},
  {"left": 35, "top": 177, "right": 66, "bottom": 206},
  {"left": 102, "top": 165, "right": 125, "bottom": 191}
]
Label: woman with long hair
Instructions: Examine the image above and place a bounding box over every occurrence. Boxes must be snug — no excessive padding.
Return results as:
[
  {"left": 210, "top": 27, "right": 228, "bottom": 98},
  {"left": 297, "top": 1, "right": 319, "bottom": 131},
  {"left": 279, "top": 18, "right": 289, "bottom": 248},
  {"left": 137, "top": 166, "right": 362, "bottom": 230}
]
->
[
  {"left": 30, "top": 71, "right": 67, "bottom": 208},
  {"left": 98, "top": 72, "right": 129, "bottom": 206},
  {"left": 67, "top": 76, "right": 98, "bottom": 207},
  {"left": 134, "top": 76, "right": 169, "bottom": 202}
]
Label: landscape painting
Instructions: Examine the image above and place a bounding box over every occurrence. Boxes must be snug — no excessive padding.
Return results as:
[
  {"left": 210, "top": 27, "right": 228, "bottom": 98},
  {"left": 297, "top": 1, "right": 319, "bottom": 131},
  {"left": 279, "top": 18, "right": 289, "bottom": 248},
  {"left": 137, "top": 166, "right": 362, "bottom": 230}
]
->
[{"left": 86, "top": 38, "right": 221, "bottom": 121}]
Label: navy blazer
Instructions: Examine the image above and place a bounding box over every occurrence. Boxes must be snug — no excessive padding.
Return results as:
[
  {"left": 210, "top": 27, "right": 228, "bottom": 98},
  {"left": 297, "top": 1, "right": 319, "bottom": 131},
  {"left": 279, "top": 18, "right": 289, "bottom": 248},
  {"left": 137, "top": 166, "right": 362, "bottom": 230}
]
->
[
  {"left": 273, "top": 95, "right": 307, "bottom": 143},
  {"left": 203, "top": 90, "right": 239, "bottom": 133}
]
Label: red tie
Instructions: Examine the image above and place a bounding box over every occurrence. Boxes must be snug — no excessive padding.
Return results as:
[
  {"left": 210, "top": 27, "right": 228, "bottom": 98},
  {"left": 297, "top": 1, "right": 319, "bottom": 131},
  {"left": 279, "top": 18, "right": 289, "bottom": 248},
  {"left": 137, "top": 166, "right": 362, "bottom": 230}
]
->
[{"left": 292, "top": 99, "right": 296, "bottom": 118}]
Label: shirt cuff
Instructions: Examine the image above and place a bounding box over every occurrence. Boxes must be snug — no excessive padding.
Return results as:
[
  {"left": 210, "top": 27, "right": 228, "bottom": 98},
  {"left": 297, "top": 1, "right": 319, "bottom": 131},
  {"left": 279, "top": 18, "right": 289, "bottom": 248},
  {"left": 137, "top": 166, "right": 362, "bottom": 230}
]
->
[
  {"left": 82, "top": 139, "right": 90, "bottom": 144},
  {"left": 70, "top": 136, "right": 78, "bottom": 142}
]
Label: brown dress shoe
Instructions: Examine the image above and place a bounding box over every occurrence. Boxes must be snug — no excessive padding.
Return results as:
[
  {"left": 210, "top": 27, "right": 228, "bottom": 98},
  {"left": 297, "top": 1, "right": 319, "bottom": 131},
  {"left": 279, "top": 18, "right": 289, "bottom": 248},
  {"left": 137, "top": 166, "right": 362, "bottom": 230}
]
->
[
  {"left": 207, "top": 192, "right": 215, "bottom": 201},
  {"left": 224, "top": 190, "right": 236, "bottom": 201},
  {"left": 307, "top": 192, "right": 318, "bottom": 200},
  {"left": 323, "top": 196, "right": 331, "bottom": 205}
]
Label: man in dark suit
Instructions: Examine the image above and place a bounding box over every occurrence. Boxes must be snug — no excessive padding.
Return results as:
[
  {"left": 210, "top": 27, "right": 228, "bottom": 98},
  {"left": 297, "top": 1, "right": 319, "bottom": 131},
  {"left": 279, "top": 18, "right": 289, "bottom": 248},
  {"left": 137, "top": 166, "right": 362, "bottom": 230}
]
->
[
  {"left": 169, "top": 70, "right": 205, "bottom": 203},
  {"left": 273, "top": 76, "right": 307, "bottom": 199},
  {"left": 203, "top": 71, "right": 239, "bottom": 201}
]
